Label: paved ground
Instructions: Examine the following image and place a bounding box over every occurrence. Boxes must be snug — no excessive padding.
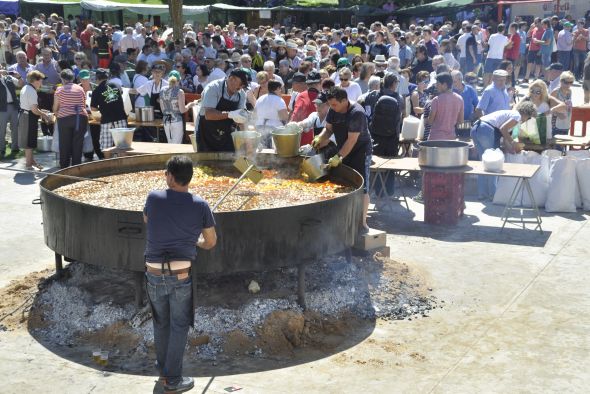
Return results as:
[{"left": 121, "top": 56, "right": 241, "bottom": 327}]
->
[{"left": 1, "top": 83, "right": 589, "bottom": 393}]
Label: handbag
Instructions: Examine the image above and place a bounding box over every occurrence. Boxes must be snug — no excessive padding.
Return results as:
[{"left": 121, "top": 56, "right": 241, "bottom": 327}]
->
[{"left": 83, "top": 130, "right": 94, "bottom": 153}]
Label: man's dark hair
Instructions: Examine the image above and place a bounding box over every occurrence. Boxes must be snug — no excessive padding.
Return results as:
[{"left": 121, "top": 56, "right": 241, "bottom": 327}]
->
[
  {"left": 166, "top": 155, "right": 194, "bottom": 186},
  {"left": 497, "top": 23, "right": 505, "bottom": 33},
  {"left": 268, "top": 80, "right": 282, "bottom": 92},
  {"left": 383, "top": 73, "right": 398, "bottom": 89},
  {"left": 436, "top": 72, "right": 453, "bottom": 89},
  {"left": 212, "top": 35, "right": 222, "bottom": 45},
  {"left": 325, "top": 86, "right": 348, "bottom": 101}
]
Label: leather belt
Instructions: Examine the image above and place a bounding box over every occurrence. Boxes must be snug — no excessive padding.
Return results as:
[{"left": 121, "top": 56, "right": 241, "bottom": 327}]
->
[{"left": 146, "top": 266, "right": 191, "bottom": 276}]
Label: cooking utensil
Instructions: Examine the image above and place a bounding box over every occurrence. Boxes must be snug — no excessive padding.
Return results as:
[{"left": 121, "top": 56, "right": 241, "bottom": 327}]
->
[
  {"left": 301, "top": 152, "right": 328, "bottom": 182},
  {"left": 110, "top": 128, "right": 136, "bottom": 149},
  {"left": 136, "top": 106, "right": 155, "bottom": 122},
  {"left": 212, "top": 157, "right": 263, "bottom": 212},
  {"left": 0, "top": 167, "right": 110, "bottom": 183},
  {"left": 417, "top": 140, "right": 471, "bottom": 168},
  {"left": 232, "top": 130, "right": 261, "bottom": 159},
  {"left": 272, "top": 126, "right": 301, "bottom": 157}
]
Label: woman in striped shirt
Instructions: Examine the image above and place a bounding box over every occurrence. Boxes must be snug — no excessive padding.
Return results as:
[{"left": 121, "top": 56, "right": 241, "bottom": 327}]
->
[{"left": 53, "top": 69, "right": 88, "bottom": 168}]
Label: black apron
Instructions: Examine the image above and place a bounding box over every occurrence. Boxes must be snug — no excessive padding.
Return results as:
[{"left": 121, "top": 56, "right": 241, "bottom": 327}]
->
[
  {"left": 20, "top": 110, "right": 39, "bottom": 149},
  {"left": 314, "top": 116, "right": 338, "bottom": 160},
  {"left": 150, "top": 81, "right": 163, "bottom": 119},
  {"left": 331, "top": 104, "right": 371, "bottom": 177},
  {"left": 197, "top": 80, "right": 239, "bottom": 152}
]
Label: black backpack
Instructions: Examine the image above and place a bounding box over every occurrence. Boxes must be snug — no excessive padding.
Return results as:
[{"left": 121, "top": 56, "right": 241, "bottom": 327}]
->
[{"left": 369, "top": 93, "right": 401, "bottom": 138}]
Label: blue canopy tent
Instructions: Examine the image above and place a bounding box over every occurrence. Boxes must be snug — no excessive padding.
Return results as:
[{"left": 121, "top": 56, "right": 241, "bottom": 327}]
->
[{"left": 0, "top": 0, "right": 19, "bottom": 16}]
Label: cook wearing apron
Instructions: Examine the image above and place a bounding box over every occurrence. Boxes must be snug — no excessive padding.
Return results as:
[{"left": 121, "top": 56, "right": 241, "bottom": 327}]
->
[
  {"left": 197, "top": 70, "right": 249, "bottom": 152},
  {"left": 311, "top": 87, "right": 372, "bottom": 232}
]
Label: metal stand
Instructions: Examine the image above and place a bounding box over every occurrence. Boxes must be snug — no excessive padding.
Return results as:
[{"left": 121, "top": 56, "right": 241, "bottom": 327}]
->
[
  {"left": 371, "top": 169, "right": 409, "bottom": 211},
  {"left": 500, "top": 178, "right": 543, "bottom": 232},
  {"left": 54, "top": 253, "right": 63, "bottom": 277},
  {"left": 297, "top": 263, "right": 306, "bottom": 310},
  {"left": 134, "top": 271, "right": 145, "bottom": 307}
]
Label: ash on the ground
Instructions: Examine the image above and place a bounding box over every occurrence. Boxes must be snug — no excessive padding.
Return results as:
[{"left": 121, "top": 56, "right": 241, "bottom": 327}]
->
[{"left": 24, "top": 253, "right": 438, "bottom": 363}]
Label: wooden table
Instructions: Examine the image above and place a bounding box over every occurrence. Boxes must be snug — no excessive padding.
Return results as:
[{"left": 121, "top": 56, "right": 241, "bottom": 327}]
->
[
  {"left": 88, "top": 117, "right": 165, "bottom": 142},
  {"left": 523, "top": 135, "right": 590, "bottom": 152},
  {"left": 102, "top": 142, "right": 194, "bottom": 159},
  {"left": 373, "top": 156, "right": 543, "bottom": 232}
]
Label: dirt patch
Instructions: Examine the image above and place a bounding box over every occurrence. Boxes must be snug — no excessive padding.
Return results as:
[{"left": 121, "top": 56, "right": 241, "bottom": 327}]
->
[
  {"left": 0, "top": 269, "right": 52, "bottom": 331},
  {"left": 78, "top": 321, "right": 141, "bottom": 350},
  {"left": 223, "top": 330, "right": 255, "bottom": 355},
  {"left": 255, "top": 310, "right": 305, "bottom": 358}
]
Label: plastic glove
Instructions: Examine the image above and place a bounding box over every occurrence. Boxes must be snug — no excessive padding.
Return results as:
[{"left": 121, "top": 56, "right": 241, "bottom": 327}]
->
[
  {"left": 228, "top": 109, "right": 247, "bottom": 123},
  {"left": 328, "top": 154, "right": 342, "bottom": 168},
  {"left": 311, "top": 136, "right": 322, "bottom": 149}
]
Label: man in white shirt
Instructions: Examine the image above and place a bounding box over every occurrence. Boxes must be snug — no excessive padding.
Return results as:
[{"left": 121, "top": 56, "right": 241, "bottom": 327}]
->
[
  {"left": 456, "top": 24, "right": 470, "bottom": 73},
  {"left": 483, "top": 23, "right": 509, "bottom": 87},
  {"left": 119, "top": 27, "right": 138, "bottom": 54},
  {"left": 207, "top": 59, "right": 227, "bottom": 83},
  {"left": 146, "top": 43, "right": 168, "bottom": 67}
]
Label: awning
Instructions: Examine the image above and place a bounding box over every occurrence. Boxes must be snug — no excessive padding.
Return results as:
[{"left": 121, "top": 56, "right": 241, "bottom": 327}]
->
[
  {"left": 79, "top": 0, "right": 209, "bottom": 15},
  {"left": 21, "top": 0, "right": 80, "bottom": 4},
  {"left": 396, "top": 0, "right": 480, "bottom": 16},
  {"left": 0, "top": 0, "right": 18, "bottom": 15}
]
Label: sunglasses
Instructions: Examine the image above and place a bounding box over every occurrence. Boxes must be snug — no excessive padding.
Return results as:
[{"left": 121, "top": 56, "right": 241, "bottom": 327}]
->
[
  {"left": 340, "top": 78, "right": 349, "bottom": 81},
  {"left": 531, "top": 89, "right": 542, "bottom": 95},
  {"left": 74, "top": 57, "right": 82, "bottom": 60},
  {"left": 175, "top": 65, "right": 182, "bottom": 68},
  {"left": 561, "top": 80, "right": 574, "bottom": 85},
  {"left": 420, "top": 80, "right": 430, "bottom": 84}
]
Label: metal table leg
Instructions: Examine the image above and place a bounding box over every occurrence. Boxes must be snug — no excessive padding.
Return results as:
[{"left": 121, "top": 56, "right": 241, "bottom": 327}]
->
[
  {"left": 501, "top": 178, "right": 524, "bottom": 231},
  {"left": 500, "top": 177, "right": 543, "bottom": 233},
  {"left": 523, "top": 178, "right": 543, "bottom": 232}
]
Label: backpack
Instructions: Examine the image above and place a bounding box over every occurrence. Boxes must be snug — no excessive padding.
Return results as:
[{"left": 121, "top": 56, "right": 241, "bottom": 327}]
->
[{"left": 369, "top": 93, "right": 401, "bottom": 138}]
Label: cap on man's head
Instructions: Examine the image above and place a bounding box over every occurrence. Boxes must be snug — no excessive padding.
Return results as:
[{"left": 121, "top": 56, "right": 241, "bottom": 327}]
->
[
  {"left": 337, "top": 57, "right": 350, "bottom": 68},
  {"left": 229, "top": 69, "right": 249, "bottom": 87},
  {"left": 351, "top": 28, "right": 358, "bottom": 35},
  {"left": 492, "top": 69, "right": 509, "bottom": 77},
  {"left": 306, "top": 71, "right": 321, "bottom": 84},
  {"left": 313, "top": 92, "right": 328, "bottom": 105},
  {"left": 547, "top": 62, "right": 564, "bottom": 71},
  {"left": 114, "top": 54, "right": 128, "bottom": 63},
  {"left": 78, "top": 69, "right": 90, "bottom": 80},
  {"left": 374, "top": 54, "right": 387, "bottom": 65},
  {"left": 96, "top": 68, "right": 110, "bottom": 80},
  {"left": 563, "top": 22, "right": 573, "bottom": 28},
  {"left": 286, "top": 40, "right": 298, "bottom": 49},
  {"left": 230, "top": 51, "right": 241, "bottom": 63},
  {"left": 289, "top": 72, "right": 306, "bottom": 84}
]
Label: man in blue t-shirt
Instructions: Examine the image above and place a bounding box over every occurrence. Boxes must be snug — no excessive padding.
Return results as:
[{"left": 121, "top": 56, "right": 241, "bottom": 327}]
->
[{"left": 143, "top": 155, "right": 217, "bottom": 393}]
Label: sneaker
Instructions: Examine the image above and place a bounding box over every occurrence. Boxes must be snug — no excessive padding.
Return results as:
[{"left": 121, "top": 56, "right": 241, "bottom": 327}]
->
[{"left": 164, "top": 377, "right": 194, "bottom": 393}]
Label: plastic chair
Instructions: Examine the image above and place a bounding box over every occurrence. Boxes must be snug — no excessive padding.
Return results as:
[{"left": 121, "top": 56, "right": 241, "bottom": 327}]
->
[
  {"left": 569, "top": 106, "right": 590, "bottom": 137},
  {"left": 281, "top": 94, "right": 291, "bottom": 108}
]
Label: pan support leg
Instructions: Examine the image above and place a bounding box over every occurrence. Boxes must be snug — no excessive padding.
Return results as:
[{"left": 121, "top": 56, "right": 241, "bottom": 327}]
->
[
  {"left": 54, "top": 253, "right": 63, "bottom": 278},
  {"left": 134, "top": 272, "right": 145, "bottom": 307},
  {"left": 297, "top": 262, "right": 307, "bottom": 310}
]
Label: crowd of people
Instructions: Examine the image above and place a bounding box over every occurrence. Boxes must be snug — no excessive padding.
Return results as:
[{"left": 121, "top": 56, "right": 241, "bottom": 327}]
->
[{"left": 2, "top": 9, "right": 590, "bottom": 392}]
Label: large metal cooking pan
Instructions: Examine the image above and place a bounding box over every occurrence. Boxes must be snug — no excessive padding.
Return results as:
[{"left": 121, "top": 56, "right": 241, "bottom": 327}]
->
[
  {"left": 39, "top": 152, "right": 363, "bottom": 274},
  {"left": 417, "top": 140, "right": 471, "bottom": 168}
]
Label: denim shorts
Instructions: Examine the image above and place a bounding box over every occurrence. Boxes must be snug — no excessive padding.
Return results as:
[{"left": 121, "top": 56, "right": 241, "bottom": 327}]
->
[{"left": 484, "top": 58, "right": 502, "bottom": 74}]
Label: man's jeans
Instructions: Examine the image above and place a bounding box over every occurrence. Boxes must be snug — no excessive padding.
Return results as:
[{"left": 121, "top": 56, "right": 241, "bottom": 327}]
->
[
  {"left": 471, "top": 122, "right": 501, "bottom": 200},
  {"left": 146, "top": 272, "right": 193, "bottom": 385},
  {"left": 557, "top": 50, "right": 571, "bottom": 70},
  {"left": 0, "top": 103, "right": 20, "bottom": 152},
  {"left": 573, "top": 49, "right": 586, "bottom": 79}
]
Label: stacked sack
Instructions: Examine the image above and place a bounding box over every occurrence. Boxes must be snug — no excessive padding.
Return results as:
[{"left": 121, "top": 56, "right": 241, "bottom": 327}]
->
[{"left": 493, "top": 150, "right": 590, "bottom": 212}]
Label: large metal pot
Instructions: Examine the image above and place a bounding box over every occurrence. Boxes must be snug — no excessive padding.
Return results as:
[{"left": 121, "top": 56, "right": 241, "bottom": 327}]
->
[
  {"left": 232, "top": 131, "right": 261, "bottom": 158},
  {"left": 37, "top": 136, "right": 53, "bottom": 152},
  {"left": 39, "top": 152, "right": 363, "bottom": 274},
  {"left": 272, "top": 126, "right": 300, "bottom": 157},
  {"left": 136, "top": 106, "right": 154, "bottom": 122},
  {"left": 417, "top": 140, "right": 470, "bottom": 168}
]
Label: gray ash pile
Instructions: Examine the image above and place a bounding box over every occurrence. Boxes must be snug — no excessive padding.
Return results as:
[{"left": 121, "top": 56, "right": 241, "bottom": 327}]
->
[{"left": 26, "top": 253, "right": 439, "bottom": 363}]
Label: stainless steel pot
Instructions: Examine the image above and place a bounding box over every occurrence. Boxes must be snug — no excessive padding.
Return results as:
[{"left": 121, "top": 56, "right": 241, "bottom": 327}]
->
[
  {"left": 301, "top": 153, "right": 328, "bottom": 181},
  {"left": 232, "top": 131, "right": 261, "bottom": 158},
  {"left": 417, "top": 140, "right": 470, "bottom": 168},
  {"left": 37, "top": 136, "right": 53, "bottom": 152},
  {"left": 136, "top": 106, "right": 154, "bottom": 122}
]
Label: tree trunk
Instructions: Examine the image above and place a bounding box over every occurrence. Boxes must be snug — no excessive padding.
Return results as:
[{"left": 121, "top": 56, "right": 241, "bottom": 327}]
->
[{"left": 169, "top": 0, "right": 183, "bottom": 42}]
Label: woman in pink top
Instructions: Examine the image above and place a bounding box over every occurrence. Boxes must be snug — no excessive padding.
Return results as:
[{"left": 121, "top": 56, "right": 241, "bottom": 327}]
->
[
  {"left": 53, "top": 68, "right": 89, "bottom": 168},
  {"left": 427, "top": 72, "right": 464, "bottom": 140}
]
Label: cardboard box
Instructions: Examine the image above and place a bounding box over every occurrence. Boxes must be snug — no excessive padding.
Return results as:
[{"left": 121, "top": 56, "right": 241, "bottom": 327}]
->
[{"left": 354, "top": 228, "right": 386, "bottom": 250}]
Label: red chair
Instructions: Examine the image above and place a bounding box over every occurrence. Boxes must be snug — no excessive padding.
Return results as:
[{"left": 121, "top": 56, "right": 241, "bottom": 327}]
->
[
  {"left": 281, "top": 94, "right": 291, "bottom": 108},
  {"left": 569, "top": 106, "right": 590, "bottom": 137}
]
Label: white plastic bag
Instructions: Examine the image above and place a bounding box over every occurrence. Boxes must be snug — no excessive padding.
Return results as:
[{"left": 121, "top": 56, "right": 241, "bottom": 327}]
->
[
  {"left": 482, "top": 148, "right": 504, "bottom": 172},
  {"left": 521, "top": 151, "right": 550, "bottom": 208},
  {"left": 493, "top": 152, "right": 525, "bottom": 205},
  {"left": 566, "top": 150, "right": 590, "bottom": 159},
  {"left": 401, "top": 115, "right": 421, "bottom": 140},
  {"left": 576, "top": 159, "right": 590, "bottom": 210},
  {"left": 83, "top": 130, "right": 94, "bottom": 153},
  {"left": 545, "top": 157, "right": 578, "bottom": 212},
  {"left": 52, "top": 122, "right": 59, "bottom": 153},
  {"left": 417, "top": 115, "right": 425, "bottom": 141},
  {"left": 121, "top": 88, "right": 133, "bottom": 115}
]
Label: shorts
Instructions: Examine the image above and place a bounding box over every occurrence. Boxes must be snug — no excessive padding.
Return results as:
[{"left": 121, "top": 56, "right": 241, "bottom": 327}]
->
[
  {"left": 527, "top": 50, "right": 541, "bottom": 65},
  {"left": 484, "top": 58, "right": 502, "bottom": 74},
  {"left": 344, "top": 146, "right": 372, "bottom": 195},
  {"left": 541, "top": 52, "right": 551, "bottom": 68}
]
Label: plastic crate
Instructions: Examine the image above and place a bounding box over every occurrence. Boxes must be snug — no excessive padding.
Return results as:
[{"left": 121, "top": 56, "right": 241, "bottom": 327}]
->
[{"left": 423, "top": 172, "right": 465, "bottom": 225}]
